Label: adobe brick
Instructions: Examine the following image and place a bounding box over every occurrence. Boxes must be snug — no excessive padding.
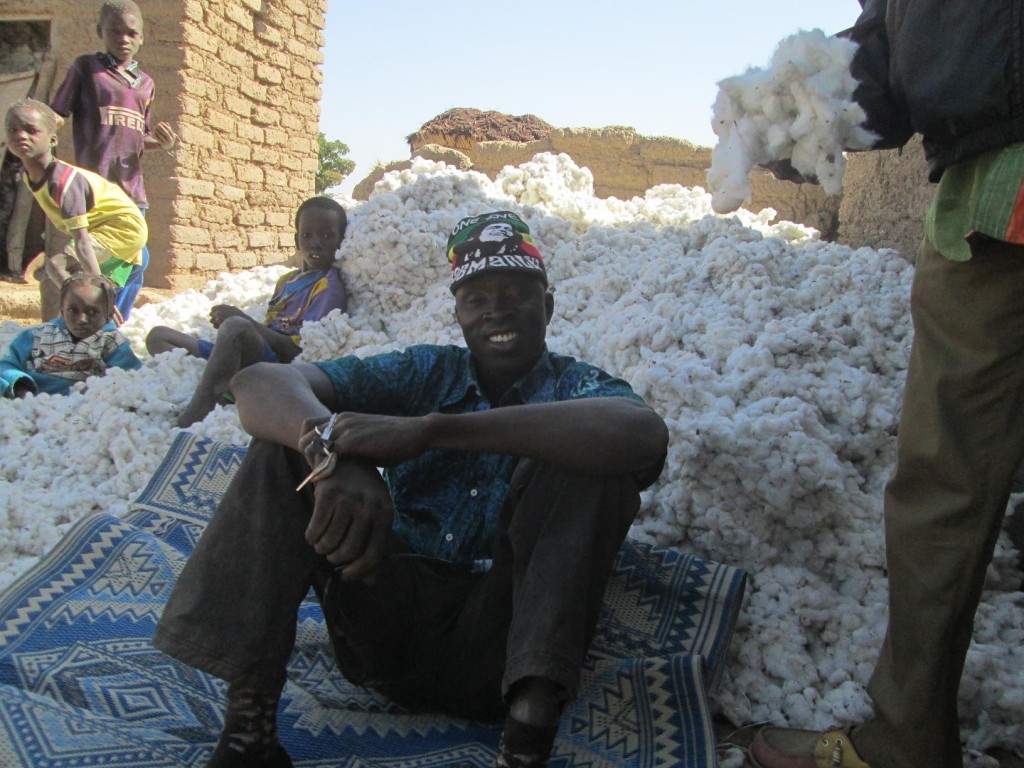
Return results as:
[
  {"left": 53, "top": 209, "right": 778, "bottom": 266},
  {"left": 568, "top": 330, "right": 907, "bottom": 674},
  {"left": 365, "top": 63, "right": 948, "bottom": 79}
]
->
[
  {"left": 219, "top": 139, "right": 252, "bottom": 161},
  {"left": 252, "top": 147, "right": 281, "bottom": 165},
  {"left": 282, "top": 0, "right": 313, "bottom": 17},
  {"left": 260, "top": 6, "right": 294, "bottom": 31},
  {"left": 195, "top": 252, "right": 228, "bottom": 272},
  {"left": 255, "top": 62, "right": 283, "bottom": 84},
  {"left": 172, "top": 199, "right": 198, "bottom": 219},
  {"left": 176, "top": 178, "right": 216, "bottom": 198},
  {"left": 219, "top": 46, "right": 249, "bottom": 70},
  {"left": 224, "top": 94, "right": 252, "bottom": 118},
  {"left": 254, "top": 20, "right": 282, "bottom": 45},
  {"left": 229, "top": 251, "right": 261, "bottom": 270},
  {"left": 237, "top": 211, "right": 266, "bottom": 226},
  {"left": 236, "top": 122, "right": 265, "bottom": 143},
  {"left": 248, "top": 231, "right": 277, "bottom": 248},
  {"left": 179, "top": 124, "right": 216, "bottom": 150},
  {"left": 264, "top": 168, "right": 288, "bottom": 187},
  {"left": 214, "top": 231, "right": 243, "bottom": 248},
  {"left": 216, "top": 184, "right": 247, "bottom": 201},
  {"left": 266, "top": 211, "right": 290, "bottom": 228},
  {"left": 205, "top": 159, "right": 235, "bottom": 180},
  {"left": 170, "top": 226, "right": 212, "bottom": 245},
  {"left": 205, "top": 108, "right": 237, "bottom": 134},
  {"left": 204, "top": 15, "right": 239, "bottom": 45},
  {"left": 264, "top": 127, "right": 288, "bottom": 146},
  {"left": 179, "top": 93, "right": 204, "bottom": 117},
  {"left": 183, "top": 27, "right": 219, "bottom": 54},
  {"left": 248, "top": 190, "right": 289, "bottom": 208},
  {"left": 224, "top": 3, "right": 254, "bottom": 31},
  {"left": 201, "top": 205, "right": 233, "bottom": 225},
  {"left": 237, "top": 166, "right": 264, "bottom": 183},
  {"left": 251, "top": 107, "right": 281, "bottom": 127},
  {"left": 247, "top": 82, "right": 269, "bottom": 102},
  {"left": 183, "top": 0, "right": 205, "bottom": 22}
]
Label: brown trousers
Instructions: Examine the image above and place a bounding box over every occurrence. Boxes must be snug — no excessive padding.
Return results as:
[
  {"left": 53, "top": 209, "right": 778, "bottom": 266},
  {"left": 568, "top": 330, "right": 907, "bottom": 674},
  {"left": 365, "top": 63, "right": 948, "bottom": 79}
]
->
[{"left": 854, "top": 235, "right": 1024, "bottom": 768}]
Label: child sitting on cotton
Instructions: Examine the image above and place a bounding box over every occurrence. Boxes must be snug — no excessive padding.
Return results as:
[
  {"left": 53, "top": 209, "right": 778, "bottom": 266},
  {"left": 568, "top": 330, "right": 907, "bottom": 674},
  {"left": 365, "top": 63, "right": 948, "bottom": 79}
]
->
[
  {"left": 0, "top": 273, "right": 142, "bottom": 398},
  {"left": 145, "top": 195, "right": 349, "bottom": 427}
]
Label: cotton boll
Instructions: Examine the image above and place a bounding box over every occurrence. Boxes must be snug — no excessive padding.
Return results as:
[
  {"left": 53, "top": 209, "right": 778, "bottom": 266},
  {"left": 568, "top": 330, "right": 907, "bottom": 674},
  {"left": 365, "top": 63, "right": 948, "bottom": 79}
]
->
[
  {"left": 718, "top": 747, "right": 747, "bottom": 768},
  {"left": 707, "top": 116, "right": 756, "bottom": 214},
  {"left": 707, "top": 29, "right": 878, "bottom": 213}
]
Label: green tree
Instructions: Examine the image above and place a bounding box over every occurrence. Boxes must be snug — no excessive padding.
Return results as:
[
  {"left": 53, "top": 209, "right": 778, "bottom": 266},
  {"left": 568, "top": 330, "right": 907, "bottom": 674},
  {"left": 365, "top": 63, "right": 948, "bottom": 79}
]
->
[{"left": 316, "top": 132, "right": 355, "bottom": 193}]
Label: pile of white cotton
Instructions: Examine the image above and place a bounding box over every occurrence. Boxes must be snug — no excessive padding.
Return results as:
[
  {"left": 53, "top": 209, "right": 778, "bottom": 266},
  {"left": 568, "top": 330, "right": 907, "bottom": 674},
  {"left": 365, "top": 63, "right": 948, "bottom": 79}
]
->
[
  {"left": 707, "top": 28, "right": 878, "bottom": 214},
  {"left": 0, "top": 154, "right": 1021, "bottom": 759}
]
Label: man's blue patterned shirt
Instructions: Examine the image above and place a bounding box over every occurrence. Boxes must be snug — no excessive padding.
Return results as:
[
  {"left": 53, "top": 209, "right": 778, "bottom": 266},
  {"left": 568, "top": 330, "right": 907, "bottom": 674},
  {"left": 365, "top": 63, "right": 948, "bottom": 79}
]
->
[{"left": 313, "top": 345, "right": 654, "bottom": 567}]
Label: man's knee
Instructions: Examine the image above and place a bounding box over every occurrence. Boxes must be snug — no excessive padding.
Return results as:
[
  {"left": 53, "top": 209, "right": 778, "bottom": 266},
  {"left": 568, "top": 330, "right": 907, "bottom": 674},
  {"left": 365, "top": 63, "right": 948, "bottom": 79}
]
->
[{"left": 508, "top": 460, "right": 641, "bottom": 528}]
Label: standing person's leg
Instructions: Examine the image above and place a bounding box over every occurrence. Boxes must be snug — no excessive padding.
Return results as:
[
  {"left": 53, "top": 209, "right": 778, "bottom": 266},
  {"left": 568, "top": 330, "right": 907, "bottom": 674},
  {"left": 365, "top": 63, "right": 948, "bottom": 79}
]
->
[
  {"left": 4, "top": 179, "right": 33, "bottom": 281},
  {"left": 752, "top": 238, "right": 1024, "bottom": 768},
  {"left": 37, "top": 220, "right": 71, "bottom": 320},
  {"left": 851, "top": 236, "right": 1024, "bottom": 768},
  {"left": 114, "top": 206, "right": 148, "bottom": 320}
]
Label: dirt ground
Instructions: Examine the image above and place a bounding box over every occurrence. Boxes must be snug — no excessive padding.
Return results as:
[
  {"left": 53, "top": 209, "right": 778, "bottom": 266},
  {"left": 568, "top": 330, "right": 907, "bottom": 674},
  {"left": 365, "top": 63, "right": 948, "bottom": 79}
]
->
[{"left": 0, "top": 276, "right": 174, "bottom": 325}]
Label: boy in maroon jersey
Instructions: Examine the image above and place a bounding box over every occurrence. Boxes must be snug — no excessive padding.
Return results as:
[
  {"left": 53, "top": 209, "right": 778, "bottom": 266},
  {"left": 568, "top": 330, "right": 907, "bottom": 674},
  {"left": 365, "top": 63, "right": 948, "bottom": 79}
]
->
[{"left": 46, "top": 0, "right": 177, "bottom": 320}]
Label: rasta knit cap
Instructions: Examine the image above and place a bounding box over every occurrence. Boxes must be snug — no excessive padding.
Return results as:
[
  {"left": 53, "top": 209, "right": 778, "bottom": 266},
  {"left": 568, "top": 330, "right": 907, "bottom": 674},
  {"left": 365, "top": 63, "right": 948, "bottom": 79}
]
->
[{"left": 447, "top": 210, "right": 547, "bottom": 294}]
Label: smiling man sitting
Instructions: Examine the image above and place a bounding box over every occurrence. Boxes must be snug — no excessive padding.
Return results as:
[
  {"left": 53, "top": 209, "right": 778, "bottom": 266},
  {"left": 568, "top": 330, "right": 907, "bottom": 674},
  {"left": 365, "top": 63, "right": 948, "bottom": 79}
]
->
[{"left": 152, "top": 210, "right": 669, "bottom": 768}]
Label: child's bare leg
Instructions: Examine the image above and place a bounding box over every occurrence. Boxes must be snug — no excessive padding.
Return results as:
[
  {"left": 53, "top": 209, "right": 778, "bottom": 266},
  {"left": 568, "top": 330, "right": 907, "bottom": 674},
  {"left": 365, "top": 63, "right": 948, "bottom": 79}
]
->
[
  {"left": 146, "top": 326, "right": 202, "bottom": 357},
  {"left": 178, "top": 317, "right": 268, "bottom": 428}
]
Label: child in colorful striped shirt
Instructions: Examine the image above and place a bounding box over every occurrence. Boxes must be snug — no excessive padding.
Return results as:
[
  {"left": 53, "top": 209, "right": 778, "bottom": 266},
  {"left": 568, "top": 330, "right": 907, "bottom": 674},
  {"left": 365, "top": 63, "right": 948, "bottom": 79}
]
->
[
  {"left": 4, "top": 98, "right": 147, "bottom": 322},
  {"left": 146, "top": 196, "right": 348, "bottom": 427}
]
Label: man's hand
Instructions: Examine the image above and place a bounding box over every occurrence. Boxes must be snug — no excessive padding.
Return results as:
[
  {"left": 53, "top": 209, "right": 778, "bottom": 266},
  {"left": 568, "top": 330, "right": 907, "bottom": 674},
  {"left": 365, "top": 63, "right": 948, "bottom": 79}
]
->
[
  {"left": 306, "top": 458, "right": 393, "bottom": 582},
  {"left": 758, "top": 159, "right": 818, "bottom": 185},
  {"left": 324, "top": 412, "right": 431, "bottom": 467}
]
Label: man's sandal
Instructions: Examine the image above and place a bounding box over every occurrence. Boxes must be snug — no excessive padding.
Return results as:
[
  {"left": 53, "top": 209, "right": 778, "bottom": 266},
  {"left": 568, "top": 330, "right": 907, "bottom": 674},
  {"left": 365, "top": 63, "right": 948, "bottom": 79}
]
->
[{"left": 750, "top": 727, "right": 872, "bottom": 768}]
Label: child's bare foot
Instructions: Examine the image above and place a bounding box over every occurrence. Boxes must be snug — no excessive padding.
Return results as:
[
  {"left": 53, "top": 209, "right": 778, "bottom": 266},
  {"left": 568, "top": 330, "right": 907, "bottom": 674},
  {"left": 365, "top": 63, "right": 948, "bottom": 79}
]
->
[{"left": 177, "top": 391, "right": 217, "bottom": 428}]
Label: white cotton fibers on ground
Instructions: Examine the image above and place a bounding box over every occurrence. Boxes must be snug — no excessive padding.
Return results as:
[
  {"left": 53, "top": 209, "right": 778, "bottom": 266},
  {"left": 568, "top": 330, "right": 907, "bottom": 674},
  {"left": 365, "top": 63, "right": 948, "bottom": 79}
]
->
[
  {"left": 0, "top": 153, "right": 1021, "bottom": 757},
  {"left": 707, "top": 28, "right": 879, "bottom": 214}
]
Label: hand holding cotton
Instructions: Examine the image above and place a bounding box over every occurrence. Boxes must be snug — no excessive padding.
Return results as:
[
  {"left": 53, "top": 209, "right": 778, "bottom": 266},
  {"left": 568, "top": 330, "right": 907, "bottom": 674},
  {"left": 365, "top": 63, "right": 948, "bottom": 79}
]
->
[{"left": 707, "top": 29, "right": 878, "bottom": 214}]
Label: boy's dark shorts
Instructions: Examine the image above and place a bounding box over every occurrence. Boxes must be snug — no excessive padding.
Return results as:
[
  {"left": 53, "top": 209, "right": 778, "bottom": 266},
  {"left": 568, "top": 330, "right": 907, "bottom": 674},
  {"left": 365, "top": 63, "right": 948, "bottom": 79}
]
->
[{"left": 197, "top": 338, "right": 278, "bottom": 363}]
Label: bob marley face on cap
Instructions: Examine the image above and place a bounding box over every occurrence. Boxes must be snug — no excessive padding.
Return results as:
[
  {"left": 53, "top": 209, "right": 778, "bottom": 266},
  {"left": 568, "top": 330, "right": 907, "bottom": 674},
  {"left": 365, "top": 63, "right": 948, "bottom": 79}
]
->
[{"left": 447, "top": 210, "right": 547, "bottom": 294}]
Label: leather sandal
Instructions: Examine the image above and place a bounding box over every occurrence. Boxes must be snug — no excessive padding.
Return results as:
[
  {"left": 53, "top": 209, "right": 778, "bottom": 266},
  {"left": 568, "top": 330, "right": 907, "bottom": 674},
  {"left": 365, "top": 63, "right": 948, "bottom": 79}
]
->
[{"left": 750, "top": 727, "right": 871, "bottom": 768}]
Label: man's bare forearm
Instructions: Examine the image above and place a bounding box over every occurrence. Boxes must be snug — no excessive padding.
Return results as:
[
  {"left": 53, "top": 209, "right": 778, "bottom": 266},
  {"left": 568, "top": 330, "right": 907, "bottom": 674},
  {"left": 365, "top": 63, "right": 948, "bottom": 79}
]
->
[{"left": 422, "top": 397, "right": 667, "bottom": 475}]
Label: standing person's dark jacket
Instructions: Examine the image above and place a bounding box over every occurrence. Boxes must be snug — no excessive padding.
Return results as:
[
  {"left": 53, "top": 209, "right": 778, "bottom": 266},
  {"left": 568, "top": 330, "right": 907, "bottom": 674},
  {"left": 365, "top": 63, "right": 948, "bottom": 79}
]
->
[{"left": 847, "top": 0, "right": 1024, "bottom": 180}]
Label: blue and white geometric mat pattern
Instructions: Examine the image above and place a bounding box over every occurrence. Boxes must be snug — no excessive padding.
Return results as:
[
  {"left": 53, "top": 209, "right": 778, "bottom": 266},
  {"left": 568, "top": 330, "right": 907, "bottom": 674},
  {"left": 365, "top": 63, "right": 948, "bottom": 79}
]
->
[{"left": 0, "top": 431, "right": 747, "bottom": 767}]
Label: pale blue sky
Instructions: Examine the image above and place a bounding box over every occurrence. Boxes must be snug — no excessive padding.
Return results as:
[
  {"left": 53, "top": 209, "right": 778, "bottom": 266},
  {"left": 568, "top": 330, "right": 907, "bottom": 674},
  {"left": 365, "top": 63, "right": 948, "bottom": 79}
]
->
[{"left": 320, "top": 1, "right": 864, "bottom": 194}]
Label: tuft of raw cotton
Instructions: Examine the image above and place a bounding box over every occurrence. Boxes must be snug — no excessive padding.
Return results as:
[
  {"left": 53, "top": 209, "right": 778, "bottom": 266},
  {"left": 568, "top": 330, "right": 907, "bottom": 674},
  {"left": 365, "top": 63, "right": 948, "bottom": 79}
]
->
[
  {"left": 707, "top": 28, "right": 879, "bottom": 214},
  {"left": 1, "top": 153, "right": 1021, "bottom": 759}
]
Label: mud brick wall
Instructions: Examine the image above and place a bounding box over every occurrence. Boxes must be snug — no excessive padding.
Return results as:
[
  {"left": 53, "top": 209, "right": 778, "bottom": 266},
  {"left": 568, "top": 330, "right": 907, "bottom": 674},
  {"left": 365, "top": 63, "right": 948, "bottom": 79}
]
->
[{"left": 1, "top": 0, "right": 326, "bottom": 289}]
